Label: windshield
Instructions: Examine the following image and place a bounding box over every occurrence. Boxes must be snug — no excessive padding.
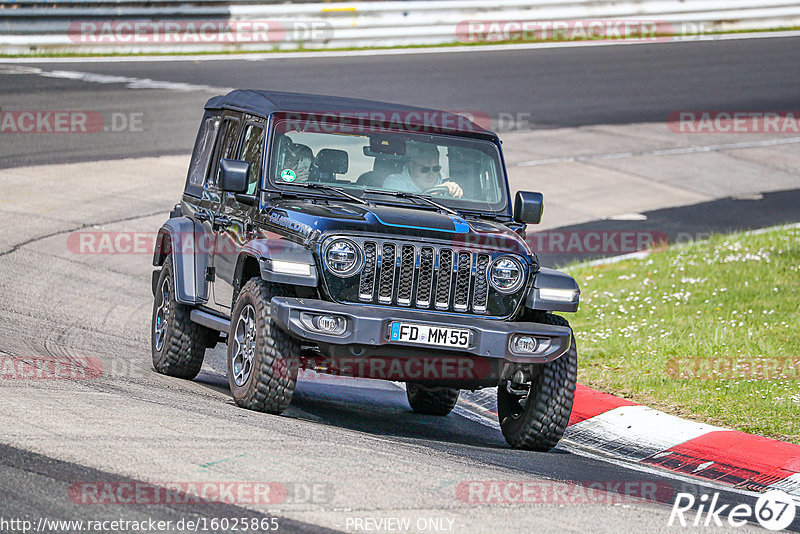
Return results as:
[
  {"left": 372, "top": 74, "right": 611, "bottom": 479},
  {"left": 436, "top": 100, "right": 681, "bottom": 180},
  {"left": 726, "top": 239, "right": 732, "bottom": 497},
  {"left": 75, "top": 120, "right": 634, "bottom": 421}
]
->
[{"left": 267, "top": 118, "right": 508, "bottom": 213}]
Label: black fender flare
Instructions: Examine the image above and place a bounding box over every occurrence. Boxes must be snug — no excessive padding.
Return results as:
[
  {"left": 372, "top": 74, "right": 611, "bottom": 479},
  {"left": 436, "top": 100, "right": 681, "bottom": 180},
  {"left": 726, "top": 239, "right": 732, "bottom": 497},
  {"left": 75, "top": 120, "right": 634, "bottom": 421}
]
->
[
  {"left": 526, "top": 267, "right": 580, "bottom": 313},
  {"left": 153, "top": 217, "right": 210, "bottom": 305},
  {"left": 238, "top": 238, "right": 318, "bottom": 288}
]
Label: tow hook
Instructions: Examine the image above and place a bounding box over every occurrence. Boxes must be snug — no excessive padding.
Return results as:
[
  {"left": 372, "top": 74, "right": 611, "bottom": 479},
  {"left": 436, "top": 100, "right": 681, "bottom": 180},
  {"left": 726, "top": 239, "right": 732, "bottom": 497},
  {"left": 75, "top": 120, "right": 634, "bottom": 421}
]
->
[{"left": 505, "top": 368, "right": 531, "bottom": 397}]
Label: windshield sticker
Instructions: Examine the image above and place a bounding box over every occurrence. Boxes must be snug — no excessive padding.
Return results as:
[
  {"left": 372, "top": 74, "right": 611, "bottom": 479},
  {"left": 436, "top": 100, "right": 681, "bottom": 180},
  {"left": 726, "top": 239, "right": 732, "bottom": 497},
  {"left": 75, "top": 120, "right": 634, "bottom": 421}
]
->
[{"left": 280, "top": 169, "right": 297, "bottom": 182}]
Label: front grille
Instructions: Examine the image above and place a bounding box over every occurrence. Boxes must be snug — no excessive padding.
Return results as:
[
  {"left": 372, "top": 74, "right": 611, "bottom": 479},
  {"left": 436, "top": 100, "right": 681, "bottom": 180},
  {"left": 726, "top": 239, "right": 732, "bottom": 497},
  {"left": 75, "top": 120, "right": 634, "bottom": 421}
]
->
[{"left": 354, "top": 240, "right": 500, "bottom": 315}]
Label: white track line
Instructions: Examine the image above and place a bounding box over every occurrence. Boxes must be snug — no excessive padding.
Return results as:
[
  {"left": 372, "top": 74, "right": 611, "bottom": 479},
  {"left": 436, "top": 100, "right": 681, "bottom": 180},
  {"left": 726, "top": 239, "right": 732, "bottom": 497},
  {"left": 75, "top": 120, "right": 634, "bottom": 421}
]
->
[
  {"left": 0, "top": 65, "right": 232, "bottom": 92},
  {"left": 0, "top": 30, "right": 799, "bottom": 63},
  {"left": 38, "top": 68, "right": 232, "bottom": 92}
]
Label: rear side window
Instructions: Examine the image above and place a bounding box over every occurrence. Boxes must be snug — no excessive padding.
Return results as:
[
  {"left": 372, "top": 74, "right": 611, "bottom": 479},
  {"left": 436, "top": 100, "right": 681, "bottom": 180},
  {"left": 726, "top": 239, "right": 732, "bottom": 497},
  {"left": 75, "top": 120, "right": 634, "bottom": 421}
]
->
[
  {"left": 209, "top": 116, "right": 241, "bottom": 190},
  {"left": 238, "top": 124, "right": 265, "bottom": 195},
  {"left": 187, "top": 117, "right": 219, "bottom": 187}
]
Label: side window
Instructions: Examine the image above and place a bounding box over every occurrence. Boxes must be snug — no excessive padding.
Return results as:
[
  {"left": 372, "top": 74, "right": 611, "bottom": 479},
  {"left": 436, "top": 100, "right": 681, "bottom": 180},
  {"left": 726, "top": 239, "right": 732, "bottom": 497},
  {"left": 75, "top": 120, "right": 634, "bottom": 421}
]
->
[
  {"left": 209, "top": 116, "right": 241, "bottom": 189},
  {"left": 238, "top": 123, "right": 265, "bottom": 195},
  {"left": 187, "top": 117, "right": 219, "bottom": 187}
]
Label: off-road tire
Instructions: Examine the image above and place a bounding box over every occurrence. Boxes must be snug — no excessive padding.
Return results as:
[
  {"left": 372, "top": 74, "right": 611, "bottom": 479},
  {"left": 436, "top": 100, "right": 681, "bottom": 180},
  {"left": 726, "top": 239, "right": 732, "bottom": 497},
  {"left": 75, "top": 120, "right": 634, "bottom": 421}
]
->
[
  {"left": 497, "top": 313, "right": 577, "bottom": 451},
  {"left": 151, "top": 257, "right": 209, "bottom": 379},
  {"left": 406, "top": 383, "right": 460, "bottom": 416},
  {"left": 227, "top": 278, "right": 300, "bottom": 414}
]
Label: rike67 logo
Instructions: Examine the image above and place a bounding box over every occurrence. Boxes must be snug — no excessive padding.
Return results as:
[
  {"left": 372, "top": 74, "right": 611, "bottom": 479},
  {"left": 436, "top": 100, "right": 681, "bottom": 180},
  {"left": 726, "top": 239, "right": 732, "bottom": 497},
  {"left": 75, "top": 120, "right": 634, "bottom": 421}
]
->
[{"left": 669, "top": 490, "right": 796, "bottom": 530}]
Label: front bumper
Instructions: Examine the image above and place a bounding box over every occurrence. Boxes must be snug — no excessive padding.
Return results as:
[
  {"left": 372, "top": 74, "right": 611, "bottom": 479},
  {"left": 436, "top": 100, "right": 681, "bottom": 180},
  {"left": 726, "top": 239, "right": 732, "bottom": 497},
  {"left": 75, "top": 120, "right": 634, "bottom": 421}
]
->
[{"left": 270, "top": 297, "right": 572, "bottom": 364}]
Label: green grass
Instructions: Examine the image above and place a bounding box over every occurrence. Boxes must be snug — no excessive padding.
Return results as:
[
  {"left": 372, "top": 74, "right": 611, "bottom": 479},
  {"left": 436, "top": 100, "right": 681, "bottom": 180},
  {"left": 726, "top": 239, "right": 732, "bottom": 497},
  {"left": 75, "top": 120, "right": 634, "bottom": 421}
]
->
[
  {"left": 2, "top": 26, "right": 799, "bottom": 59},
  {"left": 567, "top": 225, "right": 800, "bottom": 443}
]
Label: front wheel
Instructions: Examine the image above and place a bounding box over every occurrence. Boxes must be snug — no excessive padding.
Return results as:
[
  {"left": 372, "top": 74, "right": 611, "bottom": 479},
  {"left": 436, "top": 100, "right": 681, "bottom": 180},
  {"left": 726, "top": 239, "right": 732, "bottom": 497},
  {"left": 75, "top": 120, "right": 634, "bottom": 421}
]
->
[
  {"left": 227, "top": 278, "right": 300, "bottom": 414},
  {"left": 497, "top": 314, "right": 577, "bottom": 451},
  {"left": 406, "top": 384, "right": 460, "bottom": 415}
]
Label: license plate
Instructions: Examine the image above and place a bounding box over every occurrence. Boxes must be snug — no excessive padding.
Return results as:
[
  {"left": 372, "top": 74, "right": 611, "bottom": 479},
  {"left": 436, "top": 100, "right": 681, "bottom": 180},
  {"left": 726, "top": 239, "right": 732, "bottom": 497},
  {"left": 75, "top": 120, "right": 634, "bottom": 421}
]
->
[{"left": 389, "top": 322, "right": 470, "bottom": 349}]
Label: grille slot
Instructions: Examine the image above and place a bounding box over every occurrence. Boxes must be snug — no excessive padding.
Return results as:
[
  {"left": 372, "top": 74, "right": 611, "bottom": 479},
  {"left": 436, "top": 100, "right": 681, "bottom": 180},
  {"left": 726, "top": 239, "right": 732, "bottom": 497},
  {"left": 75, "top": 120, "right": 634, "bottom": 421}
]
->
[
  {"left": 435, "top": 249, "right": 454, "bottom": 310},
  {"left": 359, "top": 242, "right": 377, "bottom": 301},
  {"left": 378, "top": 243, "right": 396, "bottom": 303},
  {"left": 472, "top": 254, "right": 490, "bottom": 313},
  {"left": 454, "top": 252, "right": 472, "bottom": 311},
  {"left": 416, "top": 247, "right": 434, "bottom": 308},
  {"left": 397, "top": 245, "right": 416, "bottom": 306}
]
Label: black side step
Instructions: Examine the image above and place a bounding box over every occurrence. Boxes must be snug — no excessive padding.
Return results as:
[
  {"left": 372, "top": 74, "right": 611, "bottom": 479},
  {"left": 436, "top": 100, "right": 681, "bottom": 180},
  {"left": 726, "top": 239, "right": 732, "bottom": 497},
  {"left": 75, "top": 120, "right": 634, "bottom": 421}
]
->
[{"left": 190, "top": 309, "right": 230, "bottom": 332}]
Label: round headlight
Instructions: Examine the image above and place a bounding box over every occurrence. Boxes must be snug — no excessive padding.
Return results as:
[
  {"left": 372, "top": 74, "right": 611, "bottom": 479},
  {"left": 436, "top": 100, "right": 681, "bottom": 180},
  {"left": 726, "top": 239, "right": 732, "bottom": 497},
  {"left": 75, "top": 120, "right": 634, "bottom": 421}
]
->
[
  {"left": 489, "top": 257, "right": 524, "bottom": 293},
  {"left": 325, "top": 239, "right": 361, "bottom": 277}
]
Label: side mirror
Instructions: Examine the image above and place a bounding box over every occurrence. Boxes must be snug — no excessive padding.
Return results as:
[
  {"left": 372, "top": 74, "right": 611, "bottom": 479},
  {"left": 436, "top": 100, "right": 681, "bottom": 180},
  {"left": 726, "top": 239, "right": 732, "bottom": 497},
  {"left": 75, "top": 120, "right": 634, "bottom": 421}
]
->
[
  {"left": 219, "top": 159, "right": 250, "bottom": 193},
  {"left": 513, "top": 191, "right": 543, "bottom": 224}
]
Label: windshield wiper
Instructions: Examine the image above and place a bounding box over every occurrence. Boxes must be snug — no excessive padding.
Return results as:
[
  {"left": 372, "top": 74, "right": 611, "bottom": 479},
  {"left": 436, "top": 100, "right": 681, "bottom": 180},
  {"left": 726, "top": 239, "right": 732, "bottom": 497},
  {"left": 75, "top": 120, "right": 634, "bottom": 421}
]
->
[
  {"left": 283, "top": 182, "right": 369, "bottom": 205},
  {"left": 362, "top": 189, "right": 460, "bottom": 216}
]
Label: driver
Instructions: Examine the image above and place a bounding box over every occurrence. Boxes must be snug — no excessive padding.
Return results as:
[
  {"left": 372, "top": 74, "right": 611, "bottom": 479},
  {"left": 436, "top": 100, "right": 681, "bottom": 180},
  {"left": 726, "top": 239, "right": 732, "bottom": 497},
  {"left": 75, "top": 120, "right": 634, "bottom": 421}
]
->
[{"left": 383, "top": 142, "right": 463, "bottom": 198}]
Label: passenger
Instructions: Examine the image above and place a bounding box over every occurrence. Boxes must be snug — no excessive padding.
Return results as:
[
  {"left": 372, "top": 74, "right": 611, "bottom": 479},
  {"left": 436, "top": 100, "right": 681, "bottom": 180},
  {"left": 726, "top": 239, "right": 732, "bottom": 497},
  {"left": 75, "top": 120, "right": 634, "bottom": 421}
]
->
[{"left": 383, "top": 142, "right": 463, "bottom": 198}]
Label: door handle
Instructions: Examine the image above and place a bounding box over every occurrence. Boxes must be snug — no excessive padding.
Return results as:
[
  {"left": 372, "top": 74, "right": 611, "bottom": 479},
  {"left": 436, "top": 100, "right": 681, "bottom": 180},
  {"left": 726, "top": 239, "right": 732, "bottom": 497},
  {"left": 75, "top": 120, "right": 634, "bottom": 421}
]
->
[{"left": 194, "top": 211, "right": 211, "bottom": 222}]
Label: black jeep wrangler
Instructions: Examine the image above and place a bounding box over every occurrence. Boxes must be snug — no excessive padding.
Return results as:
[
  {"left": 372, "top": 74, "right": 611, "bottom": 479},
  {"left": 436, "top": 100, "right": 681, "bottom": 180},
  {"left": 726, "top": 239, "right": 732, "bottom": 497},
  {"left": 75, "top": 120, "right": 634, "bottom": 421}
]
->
[{"left": 151, "top": 90, "right": 580, "bottom": 451}]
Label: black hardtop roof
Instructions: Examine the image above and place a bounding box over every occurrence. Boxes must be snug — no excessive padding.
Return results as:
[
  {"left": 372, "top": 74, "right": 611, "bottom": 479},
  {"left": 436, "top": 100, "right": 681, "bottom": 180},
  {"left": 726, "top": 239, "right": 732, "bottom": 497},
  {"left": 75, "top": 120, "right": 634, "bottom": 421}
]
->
[{"left": 205, "top": 89, "right": 495, "bottom": 137}]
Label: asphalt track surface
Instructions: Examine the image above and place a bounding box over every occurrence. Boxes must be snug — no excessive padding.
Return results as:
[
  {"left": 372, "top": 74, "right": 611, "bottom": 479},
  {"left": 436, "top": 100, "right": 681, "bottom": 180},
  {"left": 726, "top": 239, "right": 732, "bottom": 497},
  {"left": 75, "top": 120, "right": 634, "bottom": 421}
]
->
[
  {"left": 1, "top": 35, "right": 799, "bottom": 168},
  {"left": 1, "top": 37, "right": 799, "bottom": 533}
]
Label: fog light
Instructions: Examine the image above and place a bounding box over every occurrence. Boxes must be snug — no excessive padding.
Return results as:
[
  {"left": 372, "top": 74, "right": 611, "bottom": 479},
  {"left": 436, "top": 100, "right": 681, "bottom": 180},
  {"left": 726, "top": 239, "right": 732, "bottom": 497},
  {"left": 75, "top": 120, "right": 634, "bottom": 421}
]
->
[
  {"left": 300, "top": 312, "right": 346, "bottom": 336},
  {"left": 511, "top": 335, "right": 538, "bottom": 354},
  {"left": 317, "top": 315, "right": 339, "bottom": 332}
]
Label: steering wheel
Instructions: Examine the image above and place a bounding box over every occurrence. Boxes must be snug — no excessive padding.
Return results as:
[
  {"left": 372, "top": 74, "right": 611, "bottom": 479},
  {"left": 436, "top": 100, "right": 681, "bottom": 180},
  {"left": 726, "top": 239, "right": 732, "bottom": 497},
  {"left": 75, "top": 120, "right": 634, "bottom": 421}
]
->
[{"left": 422, "top": 184, "right": 451, "bottom": 196}]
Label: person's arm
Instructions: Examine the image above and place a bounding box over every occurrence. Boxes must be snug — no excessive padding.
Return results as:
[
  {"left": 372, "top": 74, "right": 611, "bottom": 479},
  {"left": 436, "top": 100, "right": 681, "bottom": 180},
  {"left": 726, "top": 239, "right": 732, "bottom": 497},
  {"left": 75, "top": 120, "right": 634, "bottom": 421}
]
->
[
  {"left": 439, "top": 181, "right": 463, "bottom": 198},
  {"left": 429, "top": 176, "right": 463, "bottom": 198}
]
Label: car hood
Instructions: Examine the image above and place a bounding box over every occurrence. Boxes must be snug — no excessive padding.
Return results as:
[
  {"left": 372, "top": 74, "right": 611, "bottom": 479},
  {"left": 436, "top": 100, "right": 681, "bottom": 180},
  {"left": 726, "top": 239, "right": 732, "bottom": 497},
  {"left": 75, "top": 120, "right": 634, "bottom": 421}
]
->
[{"left": 259, "top": 199, "right": 532, "bottom": 257}]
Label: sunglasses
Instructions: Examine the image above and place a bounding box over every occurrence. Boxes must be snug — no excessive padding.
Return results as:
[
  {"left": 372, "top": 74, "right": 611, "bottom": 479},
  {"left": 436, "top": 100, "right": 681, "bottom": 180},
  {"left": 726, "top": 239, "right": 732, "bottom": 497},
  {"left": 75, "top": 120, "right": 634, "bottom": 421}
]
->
[{"left": 413, "top": 163, "right": 442, "bottom": 174}]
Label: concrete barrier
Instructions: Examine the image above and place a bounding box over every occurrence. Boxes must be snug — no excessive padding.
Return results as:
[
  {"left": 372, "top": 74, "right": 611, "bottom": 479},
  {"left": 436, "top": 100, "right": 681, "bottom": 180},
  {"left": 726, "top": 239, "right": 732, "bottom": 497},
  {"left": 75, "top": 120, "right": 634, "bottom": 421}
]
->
[{"left": 2, "top": 0, "right": 799, "bottom": 54}]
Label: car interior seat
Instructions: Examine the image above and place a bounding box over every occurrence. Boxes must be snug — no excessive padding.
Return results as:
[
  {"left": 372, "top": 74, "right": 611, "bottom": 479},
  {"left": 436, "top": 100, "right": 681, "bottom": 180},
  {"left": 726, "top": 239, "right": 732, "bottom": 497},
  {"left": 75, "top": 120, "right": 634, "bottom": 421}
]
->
[
  {"left": 310, "top": 148, "right": 348, "bottom": 183},
  {"left": 356, "top": 155, "right": 405, "bottom": 187}
]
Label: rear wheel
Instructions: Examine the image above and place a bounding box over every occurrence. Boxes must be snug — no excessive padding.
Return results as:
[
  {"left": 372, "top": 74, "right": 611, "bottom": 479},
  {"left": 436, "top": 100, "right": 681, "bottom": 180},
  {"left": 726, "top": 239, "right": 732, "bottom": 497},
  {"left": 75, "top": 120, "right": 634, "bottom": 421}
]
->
[
  {"left": 498, "top": 313, "right": 577, "bottom": 451},
  {"left": 151, "top": 257, "right": 209, "bottom": 379},
  {"left": 406, "top": 384, "right": 460, "bottom": 416},
  {"left": 227, "top": 278, "right": 301, "bottom": 414}
]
